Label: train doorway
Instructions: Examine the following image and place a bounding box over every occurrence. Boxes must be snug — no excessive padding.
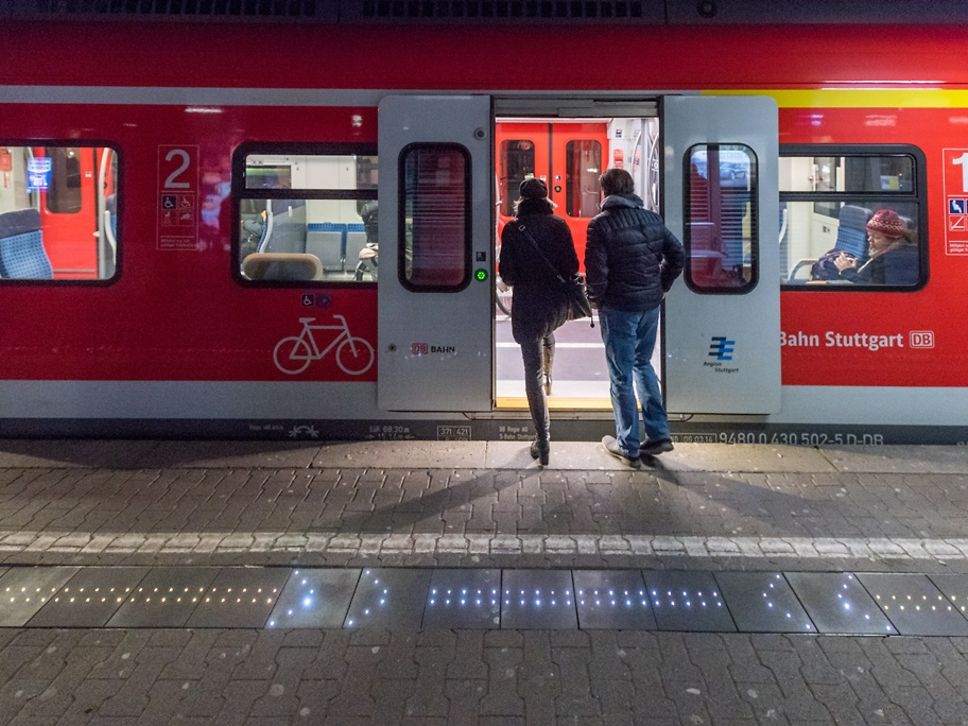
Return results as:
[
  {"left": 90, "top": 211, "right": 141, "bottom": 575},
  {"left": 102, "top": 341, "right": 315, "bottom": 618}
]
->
[
  {"left": 493, "top": 116, "right": 660, "bottom": 412},
  {"left": 375, "top": 94, "right": 780, "bottom": 418},
  {"left": 494, "top": 95, "right": 781, "bottom": 417}
]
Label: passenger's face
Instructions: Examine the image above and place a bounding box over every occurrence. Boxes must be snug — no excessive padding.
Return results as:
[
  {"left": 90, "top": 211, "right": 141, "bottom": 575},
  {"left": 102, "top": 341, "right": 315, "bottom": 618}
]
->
[{"left": 868, "top": 231, "right": 898, "bottom": 253}]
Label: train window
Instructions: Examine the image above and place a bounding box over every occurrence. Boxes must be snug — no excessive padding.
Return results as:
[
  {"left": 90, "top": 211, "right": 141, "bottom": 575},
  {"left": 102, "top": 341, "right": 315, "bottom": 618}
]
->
[
  {"left": 565, "top": 140, "right": 602, "bottom": 218},
  {"left": 46, "top": 147, "right": 83, "bottom": 214},
  {"left": 399, "top": 144, "right": 470, "bottom": 291},
  {"left": 234, "top": 147, "right": 378, "bottom": 285},
  {"left": 779, "top": 148, "right": 925, "bottom": 289},
  {"left": 684, "top": 144, "right": 758, "bottom": 293},
  {"left": 499, "top": 140, "right": 535, "bottom": 217},
  {"left": 0, "top": 144, "right": 119, "bottom": 282}
]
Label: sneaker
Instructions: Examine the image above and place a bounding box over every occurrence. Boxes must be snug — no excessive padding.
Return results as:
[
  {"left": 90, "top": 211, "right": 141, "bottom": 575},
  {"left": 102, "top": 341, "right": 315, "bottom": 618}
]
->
[
  {"left": 602, "top": 435, "right": 642, "bottom": 469},
  {"left": 640, "top": 439, "right": 674, "bottom": 457}
]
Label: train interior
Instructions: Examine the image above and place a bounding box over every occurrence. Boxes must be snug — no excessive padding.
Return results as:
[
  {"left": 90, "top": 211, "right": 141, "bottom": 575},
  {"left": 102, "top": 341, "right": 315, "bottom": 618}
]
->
[
  {"left": 0, "top": 145, "right": 117, "bottom": 281},
  {"left": 237, "top": 151, "right": 380, "bottom": 283},
  {"left": 493, "top": 116, "right": 662, "bottom": 411},
  {"left": 778, "top": 154, "right": 920, "bottom": 284}
]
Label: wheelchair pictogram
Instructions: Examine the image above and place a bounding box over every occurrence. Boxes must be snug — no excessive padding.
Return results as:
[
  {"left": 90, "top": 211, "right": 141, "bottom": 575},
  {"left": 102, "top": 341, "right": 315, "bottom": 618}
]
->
[{"left": 272, "top": 315, "right": 375, "bottom": 376}]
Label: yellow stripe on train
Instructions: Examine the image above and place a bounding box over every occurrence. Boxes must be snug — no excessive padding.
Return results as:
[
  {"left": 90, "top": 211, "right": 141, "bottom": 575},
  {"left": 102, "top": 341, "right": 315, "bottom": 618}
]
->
[{"left": 703, "top": 88, "right": 968, "bottom": 108}]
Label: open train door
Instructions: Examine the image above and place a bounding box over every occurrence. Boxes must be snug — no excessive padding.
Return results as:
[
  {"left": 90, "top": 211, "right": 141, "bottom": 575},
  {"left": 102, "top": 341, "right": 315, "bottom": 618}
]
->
[
  {"left": 377, "top": 95, "right": 493, "bottom": 411},
  {"left": 662, "top": 96, "right": 780, "bottom": 413}
]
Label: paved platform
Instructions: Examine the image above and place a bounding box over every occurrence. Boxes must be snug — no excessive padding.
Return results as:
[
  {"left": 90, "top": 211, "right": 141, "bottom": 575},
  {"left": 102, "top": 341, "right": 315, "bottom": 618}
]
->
[{"left": 0, "top": 439, "right": 967, "bottom": 724}]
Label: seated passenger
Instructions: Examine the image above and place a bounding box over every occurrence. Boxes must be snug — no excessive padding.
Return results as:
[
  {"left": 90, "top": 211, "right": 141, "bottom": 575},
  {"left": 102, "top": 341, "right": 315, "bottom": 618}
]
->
[{"left": 832, "top": 209, "right": 918, "bottom": 285}]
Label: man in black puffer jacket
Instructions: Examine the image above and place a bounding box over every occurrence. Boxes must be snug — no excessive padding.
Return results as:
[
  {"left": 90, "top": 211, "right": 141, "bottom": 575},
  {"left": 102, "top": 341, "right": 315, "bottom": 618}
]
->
[{"left": 585, "top": 168, "right": 685, "bottom": 467}]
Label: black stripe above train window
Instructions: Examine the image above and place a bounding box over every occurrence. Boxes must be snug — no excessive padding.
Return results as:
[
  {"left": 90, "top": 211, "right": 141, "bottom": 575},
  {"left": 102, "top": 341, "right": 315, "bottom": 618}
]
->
[{"left": 5, "top": 0, "right": 968, "bottom": 24}]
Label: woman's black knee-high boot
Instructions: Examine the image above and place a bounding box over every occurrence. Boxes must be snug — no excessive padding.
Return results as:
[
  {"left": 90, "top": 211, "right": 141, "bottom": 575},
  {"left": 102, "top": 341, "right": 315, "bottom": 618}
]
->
[
  {"left": 530, "top": 436, "right": 550, "bottom": 466},
  {"left": 541, "top": 336, "right": 555, "bottom": 396}
]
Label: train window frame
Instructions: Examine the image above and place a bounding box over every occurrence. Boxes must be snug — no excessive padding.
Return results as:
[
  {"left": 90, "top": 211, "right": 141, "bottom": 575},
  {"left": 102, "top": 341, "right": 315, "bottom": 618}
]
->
[
  {"left": 683, "top": 142, "right": 760, "bottom": 295},
  {"left": 397, "top": 142, "right": 472, "bottom": 293},
  {"left": 0, "top": 140, "right": 121, "bottom": 286},
  {"left": 231, "top": 142, "right": 379, "bottom": 288},
  {"left": 779, "top": 144, "right": 928, "bottom": 292}
]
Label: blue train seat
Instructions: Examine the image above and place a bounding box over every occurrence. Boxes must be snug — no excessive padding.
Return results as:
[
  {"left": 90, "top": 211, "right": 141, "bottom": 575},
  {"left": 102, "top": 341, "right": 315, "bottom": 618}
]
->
[
  {"left": 0, "top": 208, "right": 53, "bottom": 279},
  {"left": 806, "top": 205, "right": 874, "bottom": 281},
  {"left": 834, "top": 204, "right": 873, "bottom": 261},
  {"left": 344, "top": 225, "right": 369, "bottom": 270},
  {"left": 305, "top": 228, "right": 345, "bottom": 272}
]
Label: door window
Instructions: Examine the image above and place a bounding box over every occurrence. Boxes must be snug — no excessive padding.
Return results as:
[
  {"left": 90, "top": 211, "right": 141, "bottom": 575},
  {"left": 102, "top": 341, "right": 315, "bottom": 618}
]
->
[
  {"left": 684, "top": 143, "right": 758, "bottom": 293},
  {"left": 46, "top": 147, "right": 83, "bottom": 214},
  {"left": 565, "top": 140, "right": 602, "bottom": 218},
  {"left": 399, "top": 143, "right": 470, "bottom": 290},
  {"left": 499, "top": 139, "right": 535, "bottom": 217}
]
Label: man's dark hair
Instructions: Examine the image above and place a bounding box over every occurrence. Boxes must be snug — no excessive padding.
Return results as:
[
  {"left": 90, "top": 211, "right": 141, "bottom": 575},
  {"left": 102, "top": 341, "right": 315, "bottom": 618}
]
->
[{"left": 599, "top": 168, "right": 635, "bottom": 197}]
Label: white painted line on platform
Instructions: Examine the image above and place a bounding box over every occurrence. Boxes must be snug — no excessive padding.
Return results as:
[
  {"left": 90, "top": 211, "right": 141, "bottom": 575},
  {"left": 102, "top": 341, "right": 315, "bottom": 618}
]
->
[{"left": 2, "top": 531, "right": 967, "bottom": 561}]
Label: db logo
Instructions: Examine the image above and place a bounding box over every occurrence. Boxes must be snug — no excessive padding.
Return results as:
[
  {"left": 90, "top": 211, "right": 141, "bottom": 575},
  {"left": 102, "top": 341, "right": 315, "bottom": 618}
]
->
[
  {"left": 909, "top": 330, "right": 935, "bottom": 348},
  {"left": 411, "top": 343, "right": 429, "bottom": 355}
]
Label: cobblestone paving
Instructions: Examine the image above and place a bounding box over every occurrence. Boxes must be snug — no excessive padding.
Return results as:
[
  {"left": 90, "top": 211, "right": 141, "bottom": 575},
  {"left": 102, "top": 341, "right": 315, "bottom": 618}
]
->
[
  {"left": 1, "top": 628, "right": 968, "bottom": 725},
  {"left": 0, "top": 442, "right": 967, "bottom": 724},
  {"left": 0, "top": 464, "right": 967, "bottom": 572}
]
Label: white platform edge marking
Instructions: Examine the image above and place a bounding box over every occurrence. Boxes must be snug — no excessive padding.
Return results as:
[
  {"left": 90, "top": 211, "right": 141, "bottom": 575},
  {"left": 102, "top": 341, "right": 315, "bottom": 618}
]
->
[{"left": 2, "top": 532, "right": 967, "bottom": 561}]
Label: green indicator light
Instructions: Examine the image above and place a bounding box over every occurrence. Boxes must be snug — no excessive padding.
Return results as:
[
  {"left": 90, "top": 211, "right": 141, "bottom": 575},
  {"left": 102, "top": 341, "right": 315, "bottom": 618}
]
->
[{"left": 475, "top": 268, "right": 489, "bottom": 282}]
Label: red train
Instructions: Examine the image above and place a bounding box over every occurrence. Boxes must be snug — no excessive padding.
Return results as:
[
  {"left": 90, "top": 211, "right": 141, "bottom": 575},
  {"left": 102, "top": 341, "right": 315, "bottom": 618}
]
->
[{"left": 1, "top": 8, "right": 967, "bottom": 444}]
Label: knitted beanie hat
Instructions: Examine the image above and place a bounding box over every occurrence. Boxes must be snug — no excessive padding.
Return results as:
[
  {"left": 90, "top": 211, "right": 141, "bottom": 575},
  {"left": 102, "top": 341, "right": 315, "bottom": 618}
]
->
[
  {"left": 866, "top": 209, "right": 906, "bottom": 239},
  {"left": 519, "top": 177, "right": 548, "bottom": 200}
]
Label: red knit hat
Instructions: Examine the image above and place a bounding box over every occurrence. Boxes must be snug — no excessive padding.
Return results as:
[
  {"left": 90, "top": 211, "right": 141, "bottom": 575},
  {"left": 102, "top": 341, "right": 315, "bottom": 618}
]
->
[{"left": 866, "top": 209, "right": 906, "bottom": 239}]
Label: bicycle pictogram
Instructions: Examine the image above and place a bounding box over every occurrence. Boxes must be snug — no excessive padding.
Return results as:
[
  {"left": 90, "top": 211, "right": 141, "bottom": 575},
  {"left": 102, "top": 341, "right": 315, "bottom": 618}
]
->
[{"left": 272, "top": 315, "right": 375, "bottom": 376}]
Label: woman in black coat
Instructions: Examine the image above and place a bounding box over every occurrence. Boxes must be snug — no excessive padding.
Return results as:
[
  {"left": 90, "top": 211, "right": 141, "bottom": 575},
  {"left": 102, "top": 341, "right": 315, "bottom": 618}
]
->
[{"left": 498, "top": 178, "right": 579, "bottom": 465}]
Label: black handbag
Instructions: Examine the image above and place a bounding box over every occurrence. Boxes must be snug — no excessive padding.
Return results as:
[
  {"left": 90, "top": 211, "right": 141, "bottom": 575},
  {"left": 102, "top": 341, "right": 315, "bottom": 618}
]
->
[{"left": 517, "top": 224, "right": 594, "bottom": 326}]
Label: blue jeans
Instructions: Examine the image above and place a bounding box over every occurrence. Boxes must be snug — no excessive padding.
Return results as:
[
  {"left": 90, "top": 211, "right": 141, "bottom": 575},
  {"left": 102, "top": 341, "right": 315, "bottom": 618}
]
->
[{"left": 598, "top": 305, "right": 670, "bottom": 455}]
